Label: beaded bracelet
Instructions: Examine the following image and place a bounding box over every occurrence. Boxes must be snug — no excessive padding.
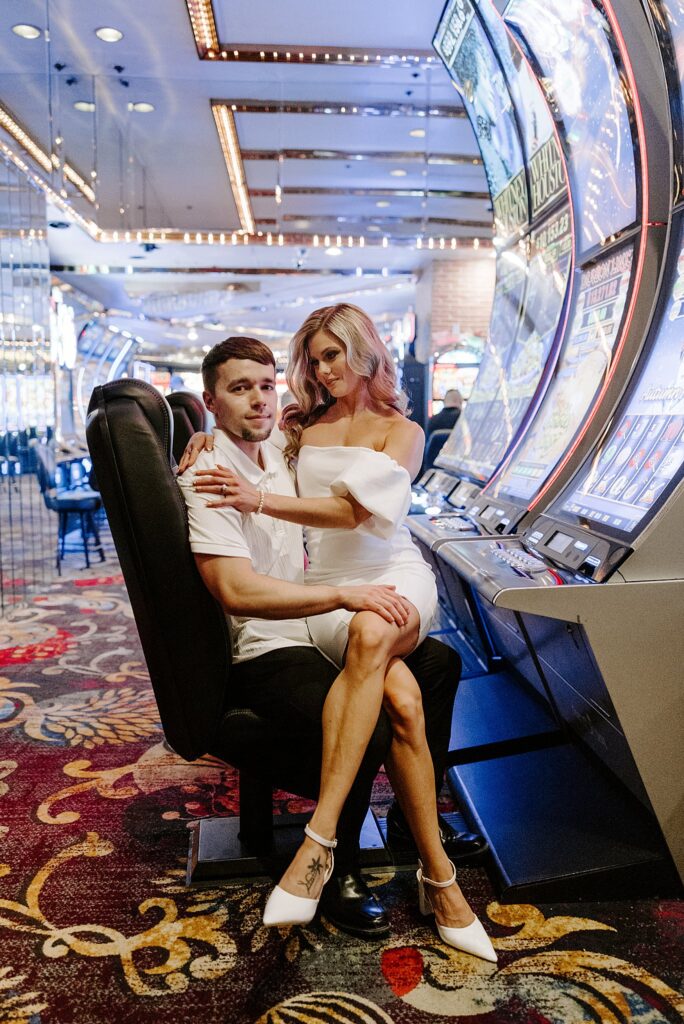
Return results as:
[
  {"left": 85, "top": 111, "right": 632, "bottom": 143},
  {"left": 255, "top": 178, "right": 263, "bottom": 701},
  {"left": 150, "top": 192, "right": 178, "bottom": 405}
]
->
[{"left": 255, "top": 488, "right": 265, "bottom": 515}]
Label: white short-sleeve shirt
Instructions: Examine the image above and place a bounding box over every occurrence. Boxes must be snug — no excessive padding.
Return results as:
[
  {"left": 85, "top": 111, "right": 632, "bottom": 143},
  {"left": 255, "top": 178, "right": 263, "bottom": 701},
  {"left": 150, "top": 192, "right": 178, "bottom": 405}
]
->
[{"left": 177, "top": 427, "right": 313, "bottom": 662}]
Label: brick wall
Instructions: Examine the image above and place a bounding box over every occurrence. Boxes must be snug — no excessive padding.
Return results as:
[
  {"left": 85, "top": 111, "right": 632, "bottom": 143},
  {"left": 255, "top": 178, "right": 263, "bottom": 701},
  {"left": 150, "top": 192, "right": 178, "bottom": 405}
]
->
[{"left": 415, "top": 257, "right": 496, "bottom": 361}]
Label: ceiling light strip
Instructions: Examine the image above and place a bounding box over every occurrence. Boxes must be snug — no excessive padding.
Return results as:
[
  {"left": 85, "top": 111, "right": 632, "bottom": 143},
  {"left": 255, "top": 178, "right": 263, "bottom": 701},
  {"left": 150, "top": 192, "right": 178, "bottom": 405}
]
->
[
  {"left": 211, "top": 103, "right": 254, "bottom": 234},
  {"left": 63, "top": 163, "right": 96, "bottom": 204},
  {"left": 249, "top": 186, "right": 490, "bottom": 200},
  {"left": 273, "top": 215, "right": 492, "bottom": 229},
  {"left": 204, "top": 44, "right": 435, "bottom": 66},
  {"left": 0, "top": 139, "right": 100, "bottom": 239},
  {"left": 95, "top": 227, "right": 492, "bottom": 249},
  {"left": 184, "top": 0, "right": 219, "bottom": 56},
  {"left": 182, "top": 3, "right": 437, "bottom": 67},
  {"left": 219, "top": 99, "right": 465, "bottom": 118},
  {"left": 241, "top": 148, "right": 482, "bottom": 166},
  {"left": 0, "top": 102, "right": 52, "bottom": 173},
  {"left": 0, "top": 100, "right": 95, "bottom": 204},
  {"left": 52, "top": 264, "right": 426, "bottom": 277}
]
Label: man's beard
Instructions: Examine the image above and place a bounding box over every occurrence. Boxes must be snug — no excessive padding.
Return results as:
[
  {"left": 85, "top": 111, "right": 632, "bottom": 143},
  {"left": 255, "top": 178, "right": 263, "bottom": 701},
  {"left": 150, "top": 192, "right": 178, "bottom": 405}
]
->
[{"left": 240, "top": 425, "right": 271, "bottom": 442}]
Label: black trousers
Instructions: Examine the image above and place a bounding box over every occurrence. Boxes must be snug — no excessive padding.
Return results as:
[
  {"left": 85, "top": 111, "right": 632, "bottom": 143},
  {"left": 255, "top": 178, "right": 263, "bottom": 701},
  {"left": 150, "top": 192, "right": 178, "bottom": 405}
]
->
[{"left": 230, "top": 637, "right": 461, "bottom": 873}]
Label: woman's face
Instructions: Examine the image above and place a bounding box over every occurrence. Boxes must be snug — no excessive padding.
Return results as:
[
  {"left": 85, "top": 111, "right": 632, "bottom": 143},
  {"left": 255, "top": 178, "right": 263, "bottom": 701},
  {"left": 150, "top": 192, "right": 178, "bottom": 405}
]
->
[{"left": 308, "top": 329, "right": 363, "bottom": 399}]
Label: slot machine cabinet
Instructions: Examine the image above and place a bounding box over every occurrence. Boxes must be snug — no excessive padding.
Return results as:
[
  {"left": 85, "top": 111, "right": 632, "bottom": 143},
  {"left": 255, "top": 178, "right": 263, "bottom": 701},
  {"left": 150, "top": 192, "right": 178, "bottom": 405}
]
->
[{"left": 440, "top": 207, "right": 684, "bottom": 900}]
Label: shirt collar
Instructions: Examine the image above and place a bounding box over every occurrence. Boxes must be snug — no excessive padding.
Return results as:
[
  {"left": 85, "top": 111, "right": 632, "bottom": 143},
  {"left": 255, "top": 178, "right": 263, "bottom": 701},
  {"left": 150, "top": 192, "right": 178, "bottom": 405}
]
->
[{"left": 212, "top": 427, "right": 281, "bottom": 484}]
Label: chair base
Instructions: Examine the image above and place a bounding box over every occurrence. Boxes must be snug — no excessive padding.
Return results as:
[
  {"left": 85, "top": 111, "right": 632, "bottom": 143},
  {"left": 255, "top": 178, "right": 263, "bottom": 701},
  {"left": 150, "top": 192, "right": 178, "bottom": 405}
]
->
[{"left": 187, "top": 809, "right": 391, "bottom": 884}]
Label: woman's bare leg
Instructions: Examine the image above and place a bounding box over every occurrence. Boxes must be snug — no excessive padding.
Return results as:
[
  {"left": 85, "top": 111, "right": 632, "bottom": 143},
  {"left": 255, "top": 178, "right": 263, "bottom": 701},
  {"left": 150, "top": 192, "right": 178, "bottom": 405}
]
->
[
  {"left": 276, "top": 608, "right": 419, "bottom": 900},
  {"left": 383, "top": 659, "right": 475, "bottom": 928}
]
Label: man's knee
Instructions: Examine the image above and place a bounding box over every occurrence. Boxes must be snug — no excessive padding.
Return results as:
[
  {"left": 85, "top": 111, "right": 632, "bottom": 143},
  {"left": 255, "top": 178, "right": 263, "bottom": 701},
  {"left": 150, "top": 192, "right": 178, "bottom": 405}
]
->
[{"left": 405, "top": 637, "right": 460, "bottom": 703}]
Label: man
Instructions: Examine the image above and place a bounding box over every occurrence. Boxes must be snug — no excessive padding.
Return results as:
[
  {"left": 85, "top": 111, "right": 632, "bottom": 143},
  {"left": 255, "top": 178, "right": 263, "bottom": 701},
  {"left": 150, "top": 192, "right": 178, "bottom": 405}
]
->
[
  {"left": 178, "top": 338, "right": 485, "bottom": 939},
  {"left": 428, "top": 389, "right": 463, "bottom": 435}
]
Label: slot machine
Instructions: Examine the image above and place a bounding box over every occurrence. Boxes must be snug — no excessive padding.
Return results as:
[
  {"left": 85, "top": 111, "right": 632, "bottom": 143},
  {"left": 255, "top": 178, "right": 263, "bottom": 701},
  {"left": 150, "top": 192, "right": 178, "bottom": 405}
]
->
[
  {"left": 413, "top": 0, "right": 573, "bottom": 659},
  {"left": 422, "top": 0, "right": 668, "bottom": 674},
  {"left": 433, "top": 0, "right": 681, "bottom": 900},
  {"left": 412, "top": 0, "right": 534, "bottom": 515}
]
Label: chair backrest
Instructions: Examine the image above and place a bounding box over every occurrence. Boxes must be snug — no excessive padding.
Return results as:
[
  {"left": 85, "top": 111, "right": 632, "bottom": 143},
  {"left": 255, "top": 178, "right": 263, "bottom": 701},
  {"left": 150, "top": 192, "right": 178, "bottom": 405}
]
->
[
  {"left": 424, "top": 429, "right": 452, "bottom": 471},
  {"left": 167, "top": 391, "right": 208, "bottom": 466},
  {"left": 86, "top": 379, "right": 230, "bottom": 761},
  {"left": 31, "top": 440, "right": 56, "bottom": 495}
]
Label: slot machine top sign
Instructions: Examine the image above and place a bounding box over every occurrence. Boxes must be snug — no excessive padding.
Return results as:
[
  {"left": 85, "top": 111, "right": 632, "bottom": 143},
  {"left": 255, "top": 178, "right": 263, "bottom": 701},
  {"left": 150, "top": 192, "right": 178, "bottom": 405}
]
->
[
  {"left": 505, "top": 0, "right": 637, "bottom": 256},
  {"left": 434, "top": 0, "right": 528, "bottom": 242},
  {"left": 476, "top": 0, "right": 566, "bottom": 222}
]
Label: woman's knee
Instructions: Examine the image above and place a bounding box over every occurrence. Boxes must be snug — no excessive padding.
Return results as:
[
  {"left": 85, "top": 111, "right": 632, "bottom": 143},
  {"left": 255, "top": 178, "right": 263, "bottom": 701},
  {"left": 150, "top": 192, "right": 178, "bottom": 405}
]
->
[{"left": 347, "top": 612, "right": 395, "bottom": 661}]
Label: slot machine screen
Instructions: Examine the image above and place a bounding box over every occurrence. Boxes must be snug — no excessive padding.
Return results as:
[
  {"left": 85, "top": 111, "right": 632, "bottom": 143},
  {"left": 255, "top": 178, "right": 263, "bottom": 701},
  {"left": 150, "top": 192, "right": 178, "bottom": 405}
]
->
[
  {"left": 437, "top": 241, "right": 527, "bottom": 481},
  {"left": 476, "top": 0, "right": 566, "bottom": 221},
  {"left": 553, "top": 215, "right": 684, "bottom": 539},
  {"left": 434, "top": 0, "right": 528, "bottom": 241},
  {"left": 508, "top": 206, "right": 572, "bottom": 404},
  {"left": 505, "top": 0, "right": 637, "bottom": 256},
  {"left": 487, "top": 244, "right": 634, "bottom": 504},
  {"left": 475, "top": 204, "right": 572, "bottom": 476}
]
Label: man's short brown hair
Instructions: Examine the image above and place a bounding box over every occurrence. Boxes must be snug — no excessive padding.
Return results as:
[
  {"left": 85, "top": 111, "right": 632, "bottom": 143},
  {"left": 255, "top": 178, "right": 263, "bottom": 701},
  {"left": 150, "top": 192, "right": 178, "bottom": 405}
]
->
[{"left": 201, "top": 337, "right": 276, "bottom": 393}]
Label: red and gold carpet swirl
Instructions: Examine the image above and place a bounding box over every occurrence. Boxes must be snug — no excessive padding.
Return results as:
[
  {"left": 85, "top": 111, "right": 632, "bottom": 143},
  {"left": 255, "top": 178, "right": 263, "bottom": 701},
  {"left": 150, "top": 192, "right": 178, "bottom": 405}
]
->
[{"left": 0, "top": 566, "right": 682, "bottom": 1023}]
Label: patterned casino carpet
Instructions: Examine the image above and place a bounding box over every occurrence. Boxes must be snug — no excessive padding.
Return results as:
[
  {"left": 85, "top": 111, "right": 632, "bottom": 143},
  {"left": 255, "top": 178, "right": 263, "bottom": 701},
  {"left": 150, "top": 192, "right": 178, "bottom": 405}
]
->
[{"left": 0, "top": 548, "right": 683, "bottom": 1023}]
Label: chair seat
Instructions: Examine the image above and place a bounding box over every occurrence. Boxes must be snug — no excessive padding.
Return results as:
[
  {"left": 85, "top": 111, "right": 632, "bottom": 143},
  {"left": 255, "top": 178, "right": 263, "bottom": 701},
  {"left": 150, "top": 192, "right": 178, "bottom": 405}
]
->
[{"left": 45, "top": 487, "right": 102, "bottom": 512}]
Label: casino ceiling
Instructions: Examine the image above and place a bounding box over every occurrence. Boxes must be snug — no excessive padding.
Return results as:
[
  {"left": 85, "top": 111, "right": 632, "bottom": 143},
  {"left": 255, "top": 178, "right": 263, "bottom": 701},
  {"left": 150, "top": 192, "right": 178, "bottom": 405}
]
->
[{"left": 0, "top": 0, "right": 498, "bottom": 348}]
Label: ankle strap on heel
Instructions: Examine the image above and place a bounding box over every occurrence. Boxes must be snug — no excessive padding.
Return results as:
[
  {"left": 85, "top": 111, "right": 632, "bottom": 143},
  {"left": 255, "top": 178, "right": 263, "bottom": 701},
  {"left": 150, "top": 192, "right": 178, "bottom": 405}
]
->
[
  {"left": 304, "top": 823, "right": 337, "bottom": 849},
  {"left": 418, "top": 859, "right": 456, "bottom": 888}
]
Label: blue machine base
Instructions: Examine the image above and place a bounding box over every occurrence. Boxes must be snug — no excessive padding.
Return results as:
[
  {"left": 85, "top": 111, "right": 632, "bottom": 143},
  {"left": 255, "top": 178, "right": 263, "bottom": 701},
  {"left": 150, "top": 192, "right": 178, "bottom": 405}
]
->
[
  {"left": 449, "top": 670, "right": 561, "bottom": 764},
  {"left": 447, "top": 744, "right": 679, "bottom": 902}
]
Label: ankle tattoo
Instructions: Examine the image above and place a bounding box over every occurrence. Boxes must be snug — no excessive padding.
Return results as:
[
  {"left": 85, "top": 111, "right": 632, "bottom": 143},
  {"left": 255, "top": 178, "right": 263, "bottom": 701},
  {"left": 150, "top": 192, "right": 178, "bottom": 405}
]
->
[{"left": 299, "top": 854, "right": 326, "bottom": 895}]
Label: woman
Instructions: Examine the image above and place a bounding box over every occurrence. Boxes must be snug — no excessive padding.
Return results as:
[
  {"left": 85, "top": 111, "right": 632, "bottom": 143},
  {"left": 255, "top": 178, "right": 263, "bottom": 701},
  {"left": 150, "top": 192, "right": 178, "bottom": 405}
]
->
[{"left": 189, "top": 304, "right": 495, "bottom": 962}]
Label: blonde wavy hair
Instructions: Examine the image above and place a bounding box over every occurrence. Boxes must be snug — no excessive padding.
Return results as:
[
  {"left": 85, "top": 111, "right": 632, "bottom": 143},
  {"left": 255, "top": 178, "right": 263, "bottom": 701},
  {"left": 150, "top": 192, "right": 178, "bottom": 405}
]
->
[{"left": 281, "top": 303, "right": 408, "bottom": 464}]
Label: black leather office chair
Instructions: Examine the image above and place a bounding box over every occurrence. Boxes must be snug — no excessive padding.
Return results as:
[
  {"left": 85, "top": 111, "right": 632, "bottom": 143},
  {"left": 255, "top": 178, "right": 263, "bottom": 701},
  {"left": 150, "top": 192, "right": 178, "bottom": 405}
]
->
[
  {"left": 167, "top": 390, "right": 208, "bottom": 466},
  {"left": 85, "top": 379, "right": 349, "bottom": 880}
]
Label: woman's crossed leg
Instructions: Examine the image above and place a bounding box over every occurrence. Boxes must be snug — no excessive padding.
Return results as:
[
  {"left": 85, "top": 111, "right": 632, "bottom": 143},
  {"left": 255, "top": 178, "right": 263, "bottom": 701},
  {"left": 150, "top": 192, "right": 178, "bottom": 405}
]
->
[
  {"left": 275, "top": 605, "right": 420, "bottom": 900},
  {"left": 382, "top": 658, "right": 474, "bottom": 929}
]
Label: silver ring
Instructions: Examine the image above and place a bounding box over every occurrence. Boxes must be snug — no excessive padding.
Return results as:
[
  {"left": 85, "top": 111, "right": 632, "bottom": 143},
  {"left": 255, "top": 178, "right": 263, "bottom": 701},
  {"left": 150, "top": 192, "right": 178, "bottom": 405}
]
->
[{"left": 221, "top": 483, "right": 228, "bottom": 496}]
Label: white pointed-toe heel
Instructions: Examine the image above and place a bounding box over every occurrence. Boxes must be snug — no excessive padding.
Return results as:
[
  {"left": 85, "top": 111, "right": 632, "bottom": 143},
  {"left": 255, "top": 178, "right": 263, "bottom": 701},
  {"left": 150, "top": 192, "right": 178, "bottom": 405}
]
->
[
  {"left": 262, "top": 823, "right": 337, "bottom": 928},
  {"left": 417, "top": 860, "right": 497, "bottom": 963}
]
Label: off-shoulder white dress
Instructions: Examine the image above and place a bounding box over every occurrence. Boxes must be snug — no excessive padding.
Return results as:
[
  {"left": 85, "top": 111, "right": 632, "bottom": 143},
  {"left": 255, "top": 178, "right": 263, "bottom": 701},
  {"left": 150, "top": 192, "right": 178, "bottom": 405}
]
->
[{"left": 299, "top": 445, "right": 438, "bottom": 668}]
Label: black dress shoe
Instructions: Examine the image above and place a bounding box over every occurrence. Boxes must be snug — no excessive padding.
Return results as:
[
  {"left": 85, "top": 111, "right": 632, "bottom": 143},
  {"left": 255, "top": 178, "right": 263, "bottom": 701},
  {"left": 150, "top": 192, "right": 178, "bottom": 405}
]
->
[
  {"left": 319, "top": 872, "right": 390, "bottom": 940},
  {"left": 386, "top": 802, "right": 489, "bottom": 864}
]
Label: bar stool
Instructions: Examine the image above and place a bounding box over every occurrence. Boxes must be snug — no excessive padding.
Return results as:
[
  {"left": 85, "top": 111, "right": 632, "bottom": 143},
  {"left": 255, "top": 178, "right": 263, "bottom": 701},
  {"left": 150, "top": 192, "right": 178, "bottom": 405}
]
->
[{"left": 32, "top": 441, "right": 106, "bottom": 573}]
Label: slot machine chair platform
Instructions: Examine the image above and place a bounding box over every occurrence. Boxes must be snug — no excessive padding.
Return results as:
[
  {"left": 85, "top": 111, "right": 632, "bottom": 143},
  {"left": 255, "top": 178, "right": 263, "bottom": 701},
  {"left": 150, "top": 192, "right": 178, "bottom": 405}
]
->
[{"left": 85, "top": 378, "right": 389, "bottom": 883}]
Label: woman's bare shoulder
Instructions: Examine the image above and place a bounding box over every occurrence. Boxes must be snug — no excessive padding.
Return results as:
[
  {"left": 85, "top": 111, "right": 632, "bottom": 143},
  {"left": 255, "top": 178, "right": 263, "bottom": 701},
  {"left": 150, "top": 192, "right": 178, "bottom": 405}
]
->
[{"left": 385, "top": 414, "right": 424, "bottom": 444}]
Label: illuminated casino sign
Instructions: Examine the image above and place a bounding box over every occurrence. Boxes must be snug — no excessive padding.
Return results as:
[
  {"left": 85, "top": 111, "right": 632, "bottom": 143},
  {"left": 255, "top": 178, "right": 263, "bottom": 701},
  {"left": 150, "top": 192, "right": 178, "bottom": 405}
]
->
[
  {"left": 434, "top": 0, "right": 528, "bottom": 241},
  {"left": 505, "top": 0, "right": 637, "bottom": 256},
  {"left": 475, "top": 0, "right": 567, "bottom": 222},
  {"left": 529, "top": 136, "right": 565, "bottom": 221}
]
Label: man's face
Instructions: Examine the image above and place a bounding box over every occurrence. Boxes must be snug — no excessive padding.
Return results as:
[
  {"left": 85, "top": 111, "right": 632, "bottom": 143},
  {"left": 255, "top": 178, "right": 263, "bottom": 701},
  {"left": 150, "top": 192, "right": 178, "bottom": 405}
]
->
[{"left": 203, "top": 358, "right": 277, "bottom": 444}]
